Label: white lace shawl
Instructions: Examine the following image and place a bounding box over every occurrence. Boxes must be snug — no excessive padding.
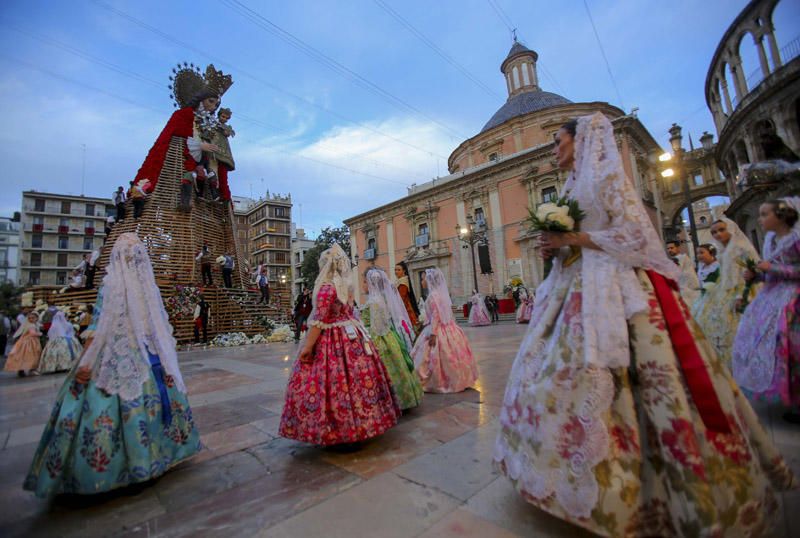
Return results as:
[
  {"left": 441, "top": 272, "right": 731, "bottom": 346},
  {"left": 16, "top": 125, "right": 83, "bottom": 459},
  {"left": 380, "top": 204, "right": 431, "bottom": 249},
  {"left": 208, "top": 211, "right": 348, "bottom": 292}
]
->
[
  {"left": 423, "top": 268, "right": 454, "bottom": 326},
  {"left": 311, "top": 244, "right": 353, "bottom": 320},
  {"left": 366, "top": 268, "right": 415, "bottom": 348},
  {"left": 47, "top": 311, "right": 74, "bottom": 339},
  {"left": 562, "top": 112, "right": 680, "bottom": 369},
  {"left": 78, "top": 233, "right": 184, "bottom": 400},
  {"left": 712, "top": 217, "right": 760, "bottom": 295},
  {"left": 697, "top": 261, "right": 720, "bottom": 282}
]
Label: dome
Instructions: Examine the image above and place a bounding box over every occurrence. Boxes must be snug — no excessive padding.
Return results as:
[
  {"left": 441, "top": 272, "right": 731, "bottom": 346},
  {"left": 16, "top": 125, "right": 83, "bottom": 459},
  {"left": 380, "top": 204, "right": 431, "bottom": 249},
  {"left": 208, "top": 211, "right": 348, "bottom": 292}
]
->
[{"left": 480, "top": 90, "right": 572, "bottom": 133}]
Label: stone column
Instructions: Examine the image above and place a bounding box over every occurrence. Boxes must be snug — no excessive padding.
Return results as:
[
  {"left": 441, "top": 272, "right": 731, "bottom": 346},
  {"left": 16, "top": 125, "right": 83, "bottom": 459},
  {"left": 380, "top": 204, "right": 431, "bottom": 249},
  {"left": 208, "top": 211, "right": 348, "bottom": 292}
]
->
[
  {"left": 755, "top": 34, "right": 771, "bottom": 78},
  {"left": 488, "top": 189, "right": 506, "bottom": 293},
  {"left": 766, "top": 28, "right": 782, "bottom": 69},
  {"left": 455, "top": 200, "right": 470, "bottom": 303},
  {"left": 729, "top": 60, "right": 746, "bottom": 103},
  {"left": 386, "top": 219, "right": 395, "bottom": 272},
  {"left": 720, "top": 78, "right": 734, "bottom": 114}
]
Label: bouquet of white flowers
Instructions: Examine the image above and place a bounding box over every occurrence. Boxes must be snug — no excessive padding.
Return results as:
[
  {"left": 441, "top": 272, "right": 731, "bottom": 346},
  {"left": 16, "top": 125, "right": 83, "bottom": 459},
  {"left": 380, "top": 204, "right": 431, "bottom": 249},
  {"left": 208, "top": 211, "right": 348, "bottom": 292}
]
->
[{"left": 527, "top": 196, "right": 585, "bottom": 267}]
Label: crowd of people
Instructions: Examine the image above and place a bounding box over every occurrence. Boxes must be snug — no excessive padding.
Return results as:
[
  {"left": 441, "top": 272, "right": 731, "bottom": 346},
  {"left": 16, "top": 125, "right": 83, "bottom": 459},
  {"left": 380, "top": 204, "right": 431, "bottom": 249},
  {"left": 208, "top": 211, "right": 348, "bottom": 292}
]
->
[{"left": 2, "top": 111, "right": 798, "bottom": 537}]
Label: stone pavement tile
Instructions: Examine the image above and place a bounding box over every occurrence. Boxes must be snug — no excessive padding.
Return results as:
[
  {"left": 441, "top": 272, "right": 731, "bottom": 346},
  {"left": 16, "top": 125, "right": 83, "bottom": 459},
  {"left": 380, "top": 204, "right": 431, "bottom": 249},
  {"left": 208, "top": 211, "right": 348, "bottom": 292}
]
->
[
  {"left": 261, "top": 471, "right": 460, "bottom": 538},
  {"left": 393, "top": 420, "right": 500, "bottom": 501},
  {"left": 465, "top": 477, "right": 594, "bottom": 538},
  {"left": 0, "top": 441, "right": 37, "bottom": 487},
  {"left": 400, "top": 404, "right": 484, "bottom": 445},
  {"left": 191, "top": 397, "right": 274, "bottom": 435},
  {"left": 251, "top": 414, "right": 283, "bottom": 437},
  {"left": 188, "top": 380, "right": 271, "bottom": 408},
  {"left": 772, "top": 417, "right": 800, "bottom": 448},
  {"left": 184, "top": 369, "right": 260, "bottom": 396},
  {"left": 416, "top": 507, "right": 522, "bottom": 538},
  {"left": 121, "top": 438, "right": 361, "bottom": 537},
  {"left": 6, "top": 483, "right": 164, "bottom": 538},
  {"left": 776, "top": 442, "right": 800, "bottom": 477},
  {"left": 6, "top": 423, "right": 46, "bottom": 448},
  {"left": 318, "top": 418, "right": 444, "bottom": 479},
  {"left": 782, "top": 489, "right": 800, "bottom": 538},
  {"left": 200, "top": 422, "right": 274, "bottom": 459}
]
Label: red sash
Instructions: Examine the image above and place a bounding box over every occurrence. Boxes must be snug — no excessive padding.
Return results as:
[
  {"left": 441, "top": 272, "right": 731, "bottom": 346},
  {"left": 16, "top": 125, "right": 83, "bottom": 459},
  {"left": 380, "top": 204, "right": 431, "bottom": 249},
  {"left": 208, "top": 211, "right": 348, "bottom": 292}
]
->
[{"left": 646, "top": 270, "right": 731, "bottom": 434}]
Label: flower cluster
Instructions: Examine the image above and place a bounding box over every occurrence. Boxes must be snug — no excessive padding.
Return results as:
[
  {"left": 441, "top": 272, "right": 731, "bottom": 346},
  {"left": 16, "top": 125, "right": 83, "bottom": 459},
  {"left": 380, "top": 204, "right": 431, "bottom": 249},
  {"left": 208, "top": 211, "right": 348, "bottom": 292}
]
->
[
  {"left": 164, "top": 285, "right": 202, "bottom": 319},
  {"left": 735, "top": 257, "right": 758, "bottom": 313},
  {"left": 502, "top": 277, "right": 524, "bottom": 296},
  {"left": 255, "top": 315, "right": 276, "bottom": 333},
  {"left": 267, "top": 325, "right": 294, "bottom": 343},
  {"left": 527, "top": 197, "right": 585, "bottom": 233}
]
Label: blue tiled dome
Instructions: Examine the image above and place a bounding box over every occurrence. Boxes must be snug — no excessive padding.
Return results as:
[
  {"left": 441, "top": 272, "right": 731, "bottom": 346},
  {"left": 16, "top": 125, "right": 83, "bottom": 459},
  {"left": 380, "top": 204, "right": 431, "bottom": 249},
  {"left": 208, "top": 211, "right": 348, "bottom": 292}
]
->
[{"left": 481, "top": 90, "right": 572, "bottom": 133}]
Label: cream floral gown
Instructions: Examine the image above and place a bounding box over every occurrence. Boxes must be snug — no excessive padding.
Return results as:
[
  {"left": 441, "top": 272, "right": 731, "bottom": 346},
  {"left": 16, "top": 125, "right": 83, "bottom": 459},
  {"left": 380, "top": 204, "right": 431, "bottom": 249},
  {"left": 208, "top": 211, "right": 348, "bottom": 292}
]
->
[{"left": 494, "top": 113, "right": 795, "bottom": 538}]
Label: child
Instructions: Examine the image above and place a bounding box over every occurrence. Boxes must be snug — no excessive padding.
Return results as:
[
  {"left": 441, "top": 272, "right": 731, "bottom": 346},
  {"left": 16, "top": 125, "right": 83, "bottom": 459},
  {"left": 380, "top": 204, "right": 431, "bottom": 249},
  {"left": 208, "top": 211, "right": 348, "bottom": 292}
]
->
[
  {"left": 24, "top": 233, "right": 200, "bottom": 497},
  {"left": 4, "top": 312, "right": 42, "bottom": 377},
  {"left": 38, "top": 311, "right": 83, "bottom": 374},
  {"left": 733, "top": 198, "right": 800, "bottom": 423},
  {"left": 411, "top": 268, "right": 478, "bottom": 393},
  {"left": 279, "top": 244, "right": 399, "bottom": 445},
  {"left": 129, "top": 178, "right": 150, "bottom": 219},
  {"left": 363, "top": 268, "right": 422, "bottom": 411}
]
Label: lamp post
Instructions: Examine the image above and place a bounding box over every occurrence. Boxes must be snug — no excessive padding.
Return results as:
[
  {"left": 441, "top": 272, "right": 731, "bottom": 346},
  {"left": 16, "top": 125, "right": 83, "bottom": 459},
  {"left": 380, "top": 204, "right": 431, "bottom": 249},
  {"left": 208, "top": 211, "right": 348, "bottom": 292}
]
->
[
  {"left": 456, "top": 215, "right": 488, "bottom": 293},
  {"left": 660, "top": 123, "right": 700, "bottom": 261}
]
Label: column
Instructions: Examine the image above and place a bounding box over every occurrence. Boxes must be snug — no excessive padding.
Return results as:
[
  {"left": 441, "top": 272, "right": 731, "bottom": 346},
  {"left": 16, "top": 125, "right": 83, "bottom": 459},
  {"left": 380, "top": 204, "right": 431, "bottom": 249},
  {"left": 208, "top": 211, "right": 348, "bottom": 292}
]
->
[
  {"left": 755, "top": 34, "right": 771, "bottom": 78},
  {"left": 488, "top": 189, "right": 506, "bottom": 293},
  {"left": 729, "top": 61, "right": 746, "bottom": 102},
  {"left": 721, "top": 78, "right": 734, "bottom": 114},
  {"left": 386, "top": 219, "right": 395, "bottom": 272},
  {"left": 766, "top": 28, "right": 782, "bottom": 69},
  {"left": 455, "top": 200, "right": 470, "bottom": 303},
  {"left": 351, "top": 226, "right": 360, "bottom": 302}
]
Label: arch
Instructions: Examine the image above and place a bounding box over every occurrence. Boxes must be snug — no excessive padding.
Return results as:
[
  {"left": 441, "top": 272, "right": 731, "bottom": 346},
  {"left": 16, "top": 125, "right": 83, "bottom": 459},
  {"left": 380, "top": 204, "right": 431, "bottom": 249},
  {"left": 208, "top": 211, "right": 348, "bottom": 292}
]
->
[
  {"left": 668, "top": 194, "right": 732, "bottom": 233},
  {"left": 756, "top": 116, "right": 799, "bottom": 161},
  {"left": 734, "top": 138, "right": 751, "bottom": 165},
  {"left": 736, "top": 29, "right": 762, "bottom": 91},
  {"left": 720, "top": 62, "right": 737, "bottom": 112}
]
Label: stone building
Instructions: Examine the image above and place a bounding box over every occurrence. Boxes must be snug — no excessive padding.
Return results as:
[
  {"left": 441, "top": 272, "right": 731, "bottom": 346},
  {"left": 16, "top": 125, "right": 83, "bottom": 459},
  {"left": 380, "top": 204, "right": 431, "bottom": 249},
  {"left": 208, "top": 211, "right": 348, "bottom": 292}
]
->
[
  {"left": 0, "top": 216, "right": 21, "bottom": 284},
  {"left": 345, "top": 42, "right": 667, "bottom": 304},
  {"left": 232, "top": 193, "right": 293, "bottom": 285},
  {"left": 704, "top": 0, "right": 800, "bottom": 248},
  {"left": 19, "top": 191, "right": 114, "bottom": 286},
  {"left": 291, "top": 226, "right": 316, "bottom": 299}
]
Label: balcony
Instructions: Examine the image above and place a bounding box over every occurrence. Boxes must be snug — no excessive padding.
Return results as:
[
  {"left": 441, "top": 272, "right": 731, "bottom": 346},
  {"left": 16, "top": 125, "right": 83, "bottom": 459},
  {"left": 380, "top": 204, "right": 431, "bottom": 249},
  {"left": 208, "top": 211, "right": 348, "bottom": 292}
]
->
[
  {"left": 363, "top": 248, "right": 376, "bottom": 260},
  {"left": 415, "top": 234, "right": 430, "bottom": 248},
  {"left": 32, "top": 223, "right": 43, "bottom": 232},
  {"left": 85, "top": 227, "right": 95, "bottom": 236},
  {"left": 58, "top": 225, "right": 69, "bottom": 234}
]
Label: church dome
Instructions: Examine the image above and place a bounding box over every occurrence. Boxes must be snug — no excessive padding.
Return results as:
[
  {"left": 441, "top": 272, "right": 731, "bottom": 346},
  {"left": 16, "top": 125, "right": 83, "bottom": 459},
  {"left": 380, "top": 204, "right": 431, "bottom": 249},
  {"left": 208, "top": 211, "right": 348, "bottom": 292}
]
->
[{"left": 481, "top": 91, "right": 572, "bottom": 133}]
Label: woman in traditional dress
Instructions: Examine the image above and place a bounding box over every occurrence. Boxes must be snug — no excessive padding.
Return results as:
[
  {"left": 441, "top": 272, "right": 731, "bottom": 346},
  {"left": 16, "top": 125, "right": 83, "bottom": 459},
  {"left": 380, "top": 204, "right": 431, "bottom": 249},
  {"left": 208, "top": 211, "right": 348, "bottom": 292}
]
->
[
  {"left": 690, "top": 243, "right": 720, "bottom": 318},
  {"left": 279, "top": 245, "right": 399, "bottom": 445},
  {"left": 494, "top": 113, "right": 795, "bottom": 537},
  {"left": 394, "top": 261, "right": 420, "bottom": 328},
  {"left": 733, "top": 197, "right": 800, "bottom": 424},
  {"left": 38, "top": 311, "right": 83, "bottom": 374},
  {"left": 515, "top": 287, "right": 534, "bottom": 324},
  {"left": 24, "top": 233, "right": 200, "bottom": 497},
  {"left": 362, "top": 268, "right": 423, "bottom": 411},
  {"left": 468, "top": 290, "right": 492, "bottom": 326},
  {"left": 411, "top": 268, "right": 478, "bottom": 393},
  {"left": 694, "top": 217, "right": 760, "bottom": 364},
  {"left": 4, "top": 312, "right": 41, "bottom": 377}
]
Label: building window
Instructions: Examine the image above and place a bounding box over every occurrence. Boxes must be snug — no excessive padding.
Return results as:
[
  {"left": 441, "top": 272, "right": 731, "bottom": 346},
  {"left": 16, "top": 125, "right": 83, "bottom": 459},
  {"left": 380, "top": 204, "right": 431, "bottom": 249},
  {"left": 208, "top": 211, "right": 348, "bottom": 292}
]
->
[
  {"left": 367, "top": 237, "right": 376, "bottom": 250},
  {"left": 474, "top": 208, "right": 486, "bottom": 226},
  {"left": 28, "top": 271, "right": 41, "bottom": 285},
  {"left": 488, "top": 152, "right": 498, "bottom": 162},
  {"left": 418, "top": 223, "right": 429, "bottom": 236},
  {"left": 56, "top": 271, "right": 67, "bottom": 285},
  {"left": 671, "top": 180, "right": 681, "bottom": 194},
  {"left": 58, "top": 236, "right": 69, "bottom": 249},
  {"left": 541, "top": 187, "right": 557, "bottom": 203},
  {"left": 85, "top": 219, "right": 94, "bottom": 230},
  {"left": 85, "top": 203, "right": 95, "bottom": 216},
  {"left": 33, "top": 215, "right": 44, "bottom": 225},
  {"left": 30, "top": 252, "right": 42, "bottom": 266},
  {"left": 60, "top": 217, "right": 69, "bottom": 227},
  {"left": 699, "top": 216, "right": 707, "bottom": 224},
  {"left": 83, "top": 237, "right": 93, "bottom": 250},
  {"left": 34, "top": 198, "right": 45, "bottom": 211},
  {"left": 57, "top": 253, "right": 68, "bottom": 266},
  {"left": 693, "top": 172, "right": 703, "bottom": 186},
  {"left": 275, "top": 207, "right": 286, "bottom": 217},
  {"left": 61, "top": 201, "right": 71, "bottom": 214},
  {"left": 32, "top": 234, "right": 43, "bottom": 248}
]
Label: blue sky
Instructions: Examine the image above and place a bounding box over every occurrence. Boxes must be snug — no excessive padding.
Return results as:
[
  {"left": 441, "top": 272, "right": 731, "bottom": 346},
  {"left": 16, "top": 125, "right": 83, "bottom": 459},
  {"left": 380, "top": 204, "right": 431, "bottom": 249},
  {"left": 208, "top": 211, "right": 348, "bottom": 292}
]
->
[{"left": 2, "top": 0, "right": 799, "bottom": 238}]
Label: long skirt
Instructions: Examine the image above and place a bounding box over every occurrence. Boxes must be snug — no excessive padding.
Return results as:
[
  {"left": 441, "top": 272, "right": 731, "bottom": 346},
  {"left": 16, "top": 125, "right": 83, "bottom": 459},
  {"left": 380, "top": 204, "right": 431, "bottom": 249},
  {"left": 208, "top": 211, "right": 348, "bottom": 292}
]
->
[
  {"left": 24, "top": 359, "right": 200, "bottom": 497},
  {"left": 279, "top": 325, "right": 400, "bottom": 445},
  {"left": 3, "top": 333, "right": 41, "bottom": 372},
  {"left": 38, "top": 337, "right": 83, "bottom": 374},
  {"left": 412, "top": 320, "right": 478, "bottom": 393},
  {"left": 373, "top": 327, "right": 423, "bottom": 410},
  {"left": 494, "top": 265, "right": 795, "bottom": 537}
]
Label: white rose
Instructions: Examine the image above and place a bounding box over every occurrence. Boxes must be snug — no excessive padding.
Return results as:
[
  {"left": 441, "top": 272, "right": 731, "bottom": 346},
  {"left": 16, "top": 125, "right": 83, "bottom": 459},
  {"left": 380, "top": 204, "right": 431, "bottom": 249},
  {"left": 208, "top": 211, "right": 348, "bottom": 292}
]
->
[
  {"left": 535, "top": 203, "right": 559, "bottom": 221},
  {"left": 549, "top": 212, "right": 575, "bottom": 230}
]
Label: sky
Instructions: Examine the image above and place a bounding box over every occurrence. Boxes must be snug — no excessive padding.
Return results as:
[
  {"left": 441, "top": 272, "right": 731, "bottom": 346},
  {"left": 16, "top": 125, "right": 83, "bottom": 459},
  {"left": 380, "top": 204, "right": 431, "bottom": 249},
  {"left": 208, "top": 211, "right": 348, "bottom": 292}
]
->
[{"left": 2, "top": 0, "right": 799, "bottom": 238}]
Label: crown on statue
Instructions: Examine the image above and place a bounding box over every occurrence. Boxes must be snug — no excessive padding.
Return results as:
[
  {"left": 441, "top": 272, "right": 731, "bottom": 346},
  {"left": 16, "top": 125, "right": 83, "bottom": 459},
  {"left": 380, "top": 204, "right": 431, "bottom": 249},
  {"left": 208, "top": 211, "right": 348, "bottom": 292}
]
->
[{"left": 168, "top": 62, "right": 234, "bottom": 109}]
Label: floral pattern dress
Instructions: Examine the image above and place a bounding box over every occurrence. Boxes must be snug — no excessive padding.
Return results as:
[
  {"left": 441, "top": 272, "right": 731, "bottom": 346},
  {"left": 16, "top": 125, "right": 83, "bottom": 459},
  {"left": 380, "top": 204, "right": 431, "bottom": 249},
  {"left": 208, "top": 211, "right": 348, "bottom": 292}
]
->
[
  {"left": 24, "top": 289, "right": 201, "bottom": 497},
  {"left": 733, "top": 232, "right": 800, "bottom": 411},
  {"left": 38, "top": 336, "right": 83, "bottom": 374},
  {"left": 516, "top": 297, "right": 534, "bottom": 324},
  {"left": 494, "top": 262, "right": 796, "bottom": 537},
  {"left": 411, "top": 295, "right": 478, "bottom": 393},
  {"left": 279, "top": 284, "right": 399, "bottom": 445},
  {"left": 468, "top": 294, "right": 492, "bottom": 326},
  {"left": 362, "top": 305, "right": 423, "bottom": 410},
  {"left": 3, "top": 327, "right": 41, "bottom": 372}
]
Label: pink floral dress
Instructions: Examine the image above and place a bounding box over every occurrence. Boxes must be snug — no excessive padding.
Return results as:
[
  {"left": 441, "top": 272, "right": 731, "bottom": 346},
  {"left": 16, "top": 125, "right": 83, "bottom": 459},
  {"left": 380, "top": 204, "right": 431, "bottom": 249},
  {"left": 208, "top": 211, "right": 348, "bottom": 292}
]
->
[{"left": 279, "top": 283, "right": 399, "bottom": 445}]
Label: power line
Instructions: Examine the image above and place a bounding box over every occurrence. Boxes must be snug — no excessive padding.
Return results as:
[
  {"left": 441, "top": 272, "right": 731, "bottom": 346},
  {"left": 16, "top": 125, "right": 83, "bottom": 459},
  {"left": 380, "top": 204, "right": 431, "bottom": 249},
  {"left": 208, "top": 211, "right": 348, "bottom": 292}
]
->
[
  {"left": 372, "top": 0, "right": 501, "bottom": 100},
  {"left": 89, "top": 0, "right": 449, "bottom": 161},
  {"left": 486, "top": 0, "right": 515, "bottom": 35},
  {"left": 0, "top": 53, "right": 415, "bottom": 188},
  {"left": 218, "top": 0, "right": 468, "bottom": 141},
  {"left": 3, "top": 19, "right": 433, "bottom": 182},
  {"left": 582, "top": 0, "right": 625, "bottom": 109}
]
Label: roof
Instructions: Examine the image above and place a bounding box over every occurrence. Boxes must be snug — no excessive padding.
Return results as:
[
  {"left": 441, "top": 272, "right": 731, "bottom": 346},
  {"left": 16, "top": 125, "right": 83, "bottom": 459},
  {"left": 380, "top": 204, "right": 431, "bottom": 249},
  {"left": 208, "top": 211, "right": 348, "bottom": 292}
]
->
[
  {"left": 480, "top": 90, "right": 572, "bottom": 133},
  {"left": 501, "top": 41, "right": 538, "bottom": 72}
]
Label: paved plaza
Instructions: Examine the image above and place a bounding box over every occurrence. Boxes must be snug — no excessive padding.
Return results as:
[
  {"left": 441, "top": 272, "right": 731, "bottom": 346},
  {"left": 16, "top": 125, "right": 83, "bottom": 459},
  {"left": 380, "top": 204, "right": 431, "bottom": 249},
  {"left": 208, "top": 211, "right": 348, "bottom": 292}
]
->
[{"left": 1, "top": 323, "right": 798, "bottom": 537}]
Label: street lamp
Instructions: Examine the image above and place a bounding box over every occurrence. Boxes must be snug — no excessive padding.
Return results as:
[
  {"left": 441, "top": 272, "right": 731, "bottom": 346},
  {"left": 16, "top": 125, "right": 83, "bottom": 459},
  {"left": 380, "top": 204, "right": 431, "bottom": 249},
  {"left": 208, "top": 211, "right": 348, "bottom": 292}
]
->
[
  {"left": 455, "top": 215, "right": 488, "bottom": 294},
  {"left": 660, "top": 123, "right": 700, "bottom": 261}
]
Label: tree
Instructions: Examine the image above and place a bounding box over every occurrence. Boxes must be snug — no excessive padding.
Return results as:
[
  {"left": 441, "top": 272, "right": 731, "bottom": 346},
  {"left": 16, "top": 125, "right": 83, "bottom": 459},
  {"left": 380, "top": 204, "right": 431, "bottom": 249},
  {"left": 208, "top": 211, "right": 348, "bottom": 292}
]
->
[
  {"left": 299, "top": 226, "right": 351, "bottom": 288},
  {"left": 0, "top": 281, "right": 24, "bottom": 317}
]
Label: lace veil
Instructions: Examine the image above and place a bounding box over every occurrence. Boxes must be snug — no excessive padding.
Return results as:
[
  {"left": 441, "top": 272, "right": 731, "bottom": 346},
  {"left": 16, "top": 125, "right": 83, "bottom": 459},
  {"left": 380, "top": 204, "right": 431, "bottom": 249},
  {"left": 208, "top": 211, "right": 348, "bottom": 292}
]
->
[
  {"left": 564, "top": 112, "right": 680, "bottom": 369},
  {"left": 47, "top": 311, "right": 74, "bottom": 339},
  {"left": 78, "top": 233, "right": 184, "bottom": 400},
  {"left": 711, "top": 217, "right": 760, "bottom": 294},
  {"left": 311, "top": 243, "right": 353, "bottom": 313},
  {"left": 366, "top": 268, "right": 415, "bottom": 348},
  {"left": 423, "top": 268, "right": 454, "bottom": 325}
]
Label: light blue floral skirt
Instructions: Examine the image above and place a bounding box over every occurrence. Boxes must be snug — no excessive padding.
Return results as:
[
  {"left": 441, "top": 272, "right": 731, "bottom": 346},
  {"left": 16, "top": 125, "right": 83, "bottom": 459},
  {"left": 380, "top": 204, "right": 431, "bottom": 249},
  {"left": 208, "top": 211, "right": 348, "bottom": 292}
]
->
[{"left": 24, "top": 358, "right": 200, "bottom": 498}]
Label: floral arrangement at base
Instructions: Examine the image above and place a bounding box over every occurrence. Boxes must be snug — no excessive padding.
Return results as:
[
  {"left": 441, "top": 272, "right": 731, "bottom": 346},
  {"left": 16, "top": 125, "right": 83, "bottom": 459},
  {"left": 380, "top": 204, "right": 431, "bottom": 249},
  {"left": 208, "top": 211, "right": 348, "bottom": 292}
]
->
[
  {"left": 503, "top": 277, "right": 524, "bottom": 297},
  {"left": 267, "top": 325, "right": 294, "bottom": 343},
  {"left": 255, "top": 315, "right": 276, "bottom": 334},
  {"left": 209, "top": 331, "right": 277, "bottom": 347}
]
